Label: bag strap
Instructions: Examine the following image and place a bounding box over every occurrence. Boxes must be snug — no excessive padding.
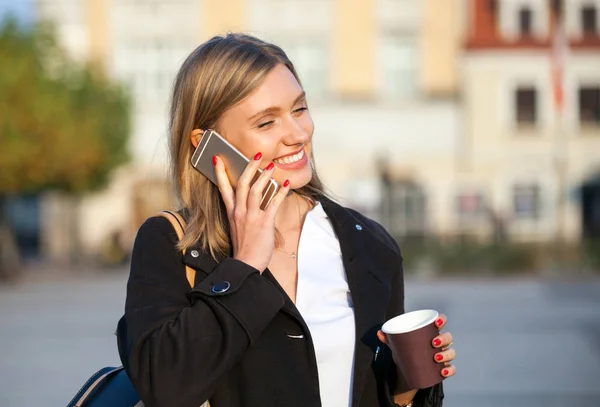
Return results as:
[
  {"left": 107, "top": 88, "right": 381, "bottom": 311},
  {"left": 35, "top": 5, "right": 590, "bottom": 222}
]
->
[
  {"left": 156, "top": 210, "right": 196, "bottom": 288},
  {"left": 156, "top": 211, "right": 209, "bottom": 407},
  {"left": 67, "top": 366, "right": 124, "bottom": 407}
]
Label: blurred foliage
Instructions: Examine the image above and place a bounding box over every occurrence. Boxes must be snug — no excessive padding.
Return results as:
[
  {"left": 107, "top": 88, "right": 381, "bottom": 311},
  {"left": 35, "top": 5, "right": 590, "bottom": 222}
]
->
[
  {"left": 582, "top": 238, "right": 600, "bottom": 271},
  {"left": 400, "top": 237, "right": 535, "bottom": 275},
  {"left": 399, "top": 236, "right": 600, "bottom": 276},
  {"left": 0, "top": 17, "right": 131, "bottom": 195}
]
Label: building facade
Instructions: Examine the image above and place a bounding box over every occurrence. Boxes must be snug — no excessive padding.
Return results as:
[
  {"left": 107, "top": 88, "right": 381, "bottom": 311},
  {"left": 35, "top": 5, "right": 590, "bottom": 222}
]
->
[{"left": 461, "top": 0, "right": 600, "bottom": 243}]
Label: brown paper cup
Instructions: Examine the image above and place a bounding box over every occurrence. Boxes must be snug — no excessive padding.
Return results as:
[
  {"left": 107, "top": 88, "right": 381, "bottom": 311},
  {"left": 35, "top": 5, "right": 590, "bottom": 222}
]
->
[{"left": 381, "top": 309, "right": 443, "bottom": 390}]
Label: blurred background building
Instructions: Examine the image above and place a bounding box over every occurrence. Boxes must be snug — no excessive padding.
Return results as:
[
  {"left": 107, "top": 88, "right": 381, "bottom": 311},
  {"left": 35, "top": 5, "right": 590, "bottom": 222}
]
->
[
  {"left": 462, "top": 0, "right": 600, "bottom": 245},
  {"left": 12, "top": 0, "right": 600, "bottom": 264}
]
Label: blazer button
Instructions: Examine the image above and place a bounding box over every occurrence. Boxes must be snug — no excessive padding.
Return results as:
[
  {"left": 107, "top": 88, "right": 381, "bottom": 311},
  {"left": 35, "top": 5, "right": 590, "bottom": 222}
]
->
[
  {"left": 355, "top": 224, "right": 363, "bottom": 231},
  {"left": 190, "top": 250, "right": 200, "bottom": 258},
  {"left": 212, "top": 281, "right": 231, "bottom": 294}
]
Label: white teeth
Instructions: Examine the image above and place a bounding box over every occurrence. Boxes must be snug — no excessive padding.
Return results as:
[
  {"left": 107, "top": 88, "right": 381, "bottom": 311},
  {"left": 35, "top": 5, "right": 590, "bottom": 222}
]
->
[{"left": 275, "top": 150, "right": 304, "bottom": 165}]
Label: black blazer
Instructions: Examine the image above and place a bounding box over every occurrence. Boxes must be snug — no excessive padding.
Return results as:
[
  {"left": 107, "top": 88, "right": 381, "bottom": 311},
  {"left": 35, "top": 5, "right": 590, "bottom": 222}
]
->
[{"left": 119, "top": 197, "right": 444, "bottom": 407}]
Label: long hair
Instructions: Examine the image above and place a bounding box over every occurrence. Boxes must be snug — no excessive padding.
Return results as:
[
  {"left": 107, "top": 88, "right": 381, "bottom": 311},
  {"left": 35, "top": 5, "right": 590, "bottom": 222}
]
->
[{"left": 169, "top": 33, "right": 327, "bottom": 260}]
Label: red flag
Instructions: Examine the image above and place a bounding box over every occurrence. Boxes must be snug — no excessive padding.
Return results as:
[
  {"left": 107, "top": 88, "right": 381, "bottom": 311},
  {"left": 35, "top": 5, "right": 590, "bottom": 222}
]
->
[{"left": 551, "top": 19, "right": 567, "bottom": 113}]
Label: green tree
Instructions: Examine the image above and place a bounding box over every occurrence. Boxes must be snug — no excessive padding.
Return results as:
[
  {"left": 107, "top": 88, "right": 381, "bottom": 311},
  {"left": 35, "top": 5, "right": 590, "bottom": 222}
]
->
[{"left": 0, "top": 17, "right": 131, "bottom": 280}]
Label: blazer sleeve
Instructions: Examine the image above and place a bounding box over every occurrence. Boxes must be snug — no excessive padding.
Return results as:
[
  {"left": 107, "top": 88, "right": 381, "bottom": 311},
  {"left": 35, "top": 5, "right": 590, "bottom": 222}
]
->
[
  {"left": 375, "top": 228, "right": 445, "bottom": 407},
  {"left": 121, "top": 216, "right": 285, "bottom": 407}
]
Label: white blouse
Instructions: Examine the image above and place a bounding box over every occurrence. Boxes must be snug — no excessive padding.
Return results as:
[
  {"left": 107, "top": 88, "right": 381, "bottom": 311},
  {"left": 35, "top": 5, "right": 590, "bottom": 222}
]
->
[{"left": 296, "top": 202, "right": 356, "bottom": 407}]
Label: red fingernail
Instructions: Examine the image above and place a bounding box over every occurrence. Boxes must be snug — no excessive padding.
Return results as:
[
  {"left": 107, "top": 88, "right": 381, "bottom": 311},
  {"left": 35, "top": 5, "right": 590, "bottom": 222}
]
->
[
  {"left": 436, "top": 354, "right": 444, "bottom": 361},
  {"left": 212, "top": 156, "right": 218, "bottom": 166},
  {"left": 253, "top": 152, "right": 262, "bottom": 160},
  {"left": 433, "top": 339, "right": 442, "bottom": 347},
  {"left": 266, "top": 162, "right": 275, "bottom": 171},
  {"left": 436, "top": 318, "right": 443, "bottom": 327},
  {"left": 442, "top": 369, "right": 449, "bottom": 376},
  {"left": 283, "top": 179, "right": 290, "bottom": 187}
]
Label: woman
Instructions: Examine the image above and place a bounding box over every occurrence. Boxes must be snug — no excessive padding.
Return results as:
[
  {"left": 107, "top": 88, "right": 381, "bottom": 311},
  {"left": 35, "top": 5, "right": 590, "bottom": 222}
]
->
[{"left": 120, "top": 33, "right": 456, "bottom": 407}]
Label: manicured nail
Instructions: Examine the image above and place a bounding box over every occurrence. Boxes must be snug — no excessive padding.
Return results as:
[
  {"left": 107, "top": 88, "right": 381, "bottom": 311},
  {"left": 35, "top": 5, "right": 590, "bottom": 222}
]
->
[
  {"left": 212, "top": 156, "right": 218, "bottom": 166},
  {"left": 442, "top": 369, "right": 449, "bottom": 376},
  {"left": 435, "top": 354, "right": 444, "bottom": 361},
  {"left": 436, "top": 318, "right": 443, "bottom": 327},
  {"left": 266, "top": 162, "right": 275, "bottom": 171},
  {"left": 433, "top": 339, "right": 442, "bottom": 347},
  {"left": 283, "top": 179, "right": 290, "bottom": 187},
  {"left": 253, "top": 152, "right": 262, "bottom": 160}
]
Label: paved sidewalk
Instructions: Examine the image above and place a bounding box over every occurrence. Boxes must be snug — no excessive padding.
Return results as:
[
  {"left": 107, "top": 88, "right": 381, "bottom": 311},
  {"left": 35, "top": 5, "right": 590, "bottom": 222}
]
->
[{"left": 0, "top": 270, "right": 599, "bottom": 407}]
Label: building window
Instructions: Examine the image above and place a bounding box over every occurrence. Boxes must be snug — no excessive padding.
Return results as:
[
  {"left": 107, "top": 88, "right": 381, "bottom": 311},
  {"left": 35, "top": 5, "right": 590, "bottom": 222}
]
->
[
  {"left": 114, "top": 40, "right": 186, "bottom": 102},
  {"left": 378, "top": 35, "right": 417, "bottom": 100},
  {"left": 582, "top": 5, "right": 598, "bottom": 35},
  {"left": 515, "top": 87, "right": 537, "bottom": 126},
  {"left": 513, "top": 184, "right": 541, "bottom": 219},
  {"left": 519, "top": 7, "right": 533, "bottom": 37},
  {"left": 489, "top": 0, "right": 498, "bottom": 28},
  {"left": 579, "top": 86, "right": 600, "bottom": 126},
  {"left": 551, "top": 0, "right": 563, "bottom": 17},
  {"left": 456, "top": 193, "right": 485, "bottom": 221},
  {"left": 280, "top": 41, "right": 327, "bottom": 99},
  {"left": 383, "top": 181, "right": 427, "bottom": 238}
]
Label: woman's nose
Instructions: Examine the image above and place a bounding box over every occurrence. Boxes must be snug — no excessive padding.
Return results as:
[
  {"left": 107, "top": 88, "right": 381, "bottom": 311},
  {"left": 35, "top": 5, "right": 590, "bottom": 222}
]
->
[{"left": 282, "top": 116, "right": 309, "bottom": 144}]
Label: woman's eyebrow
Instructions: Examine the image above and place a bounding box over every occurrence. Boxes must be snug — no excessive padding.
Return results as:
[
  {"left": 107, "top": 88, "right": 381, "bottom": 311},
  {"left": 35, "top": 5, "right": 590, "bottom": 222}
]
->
[
  {"left": 247, "top": 91, "right": 307, "bottom": 122},
  {"left": 247, "top": 106, "right": 279, "bottom": 122}
]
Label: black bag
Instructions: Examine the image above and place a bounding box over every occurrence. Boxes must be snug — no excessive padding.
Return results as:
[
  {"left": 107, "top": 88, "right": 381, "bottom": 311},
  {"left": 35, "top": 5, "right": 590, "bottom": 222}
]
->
[{"left": 67, "top": 211, "right": 201, "bottom": 407}]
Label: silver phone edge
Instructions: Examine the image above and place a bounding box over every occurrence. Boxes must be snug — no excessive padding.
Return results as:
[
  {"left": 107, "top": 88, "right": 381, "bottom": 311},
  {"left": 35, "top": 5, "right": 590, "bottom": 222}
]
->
[
  {"left": 190, "top": 130, "right": 215, "bottom": 168},
  {"left": 260, "top": 179, "right": 279, "bottom": 209}
]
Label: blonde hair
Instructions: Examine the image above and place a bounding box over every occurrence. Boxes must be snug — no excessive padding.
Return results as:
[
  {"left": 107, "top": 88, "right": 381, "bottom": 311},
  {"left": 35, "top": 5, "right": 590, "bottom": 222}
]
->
[{"left": 169, "top": 33, "right": 327, "bottom": 260}]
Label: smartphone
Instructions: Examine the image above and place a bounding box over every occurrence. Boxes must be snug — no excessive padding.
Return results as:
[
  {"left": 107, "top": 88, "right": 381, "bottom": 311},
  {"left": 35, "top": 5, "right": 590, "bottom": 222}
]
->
[{"left": 190, "top": 129, "right": 279, "bottom": 210}]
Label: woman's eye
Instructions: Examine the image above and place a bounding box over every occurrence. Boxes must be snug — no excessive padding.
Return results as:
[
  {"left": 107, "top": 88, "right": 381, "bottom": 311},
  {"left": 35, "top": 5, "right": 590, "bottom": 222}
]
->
[
  {"left": 294, "top": 107, "right": 308, "bottom": 113},
  {"left": 257, "top": 120, "right": 275, "bottom": 129}
]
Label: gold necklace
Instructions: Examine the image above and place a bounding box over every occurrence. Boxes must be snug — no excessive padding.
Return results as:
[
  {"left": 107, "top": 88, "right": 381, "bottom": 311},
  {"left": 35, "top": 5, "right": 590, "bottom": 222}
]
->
[
  {"left": 276, "top": 194, "right": 304, "bottom": 260},
  {"left": 276, "top": 248, "right": 298, "bottom": 259}
]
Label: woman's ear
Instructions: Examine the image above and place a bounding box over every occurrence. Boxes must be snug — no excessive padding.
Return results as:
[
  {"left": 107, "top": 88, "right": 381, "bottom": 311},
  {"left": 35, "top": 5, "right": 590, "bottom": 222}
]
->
[{"left": 190, "top": 129, "right": 204, "bottom": 148}]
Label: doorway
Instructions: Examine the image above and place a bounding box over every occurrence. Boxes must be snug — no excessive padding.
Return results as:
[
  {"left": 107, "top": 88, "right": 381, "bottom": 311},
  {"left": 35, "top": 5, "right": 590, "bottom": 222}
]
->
[{"left": 582, "top": 175, "right": 600, "bottom": 238}]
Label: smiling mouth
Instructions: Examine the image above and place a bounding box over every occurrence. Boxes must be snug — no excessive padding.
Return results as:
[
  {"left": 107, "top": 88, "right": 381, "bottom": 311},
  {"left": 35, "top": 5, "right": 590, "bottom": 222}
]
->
[{"left": 274, "top": 149, "right": 305, "bottom": 165}]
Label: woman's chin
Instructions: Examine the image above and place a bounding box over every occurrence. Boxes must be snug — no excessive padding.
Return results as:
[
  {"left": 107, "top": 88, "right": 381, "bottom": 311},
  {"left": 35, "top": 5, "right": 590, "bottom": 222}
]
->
[{"left": 277, "top": 169, "right": 313, "bottom": 190}]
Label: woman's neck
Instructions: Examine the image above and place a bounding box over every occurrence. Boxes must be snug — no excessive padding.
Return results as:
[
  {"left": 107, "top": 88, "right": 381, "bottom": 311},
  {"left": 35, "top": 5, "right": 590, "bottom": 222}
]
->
[{"left": 274, "top": 192, "right": 312, "bottom": 232}]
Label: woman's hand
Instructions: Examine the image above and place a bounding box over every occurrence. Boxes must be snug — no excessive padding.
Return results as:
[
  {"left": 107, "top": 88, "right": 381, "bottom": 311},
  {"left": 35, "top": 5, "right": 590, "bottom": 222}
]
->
[
  {"left": 427, "top": 314, "right": 456, "bottom": 378},
  {"left": 214, "top": 152, "right": 290, "bottom": 272},
  {"left": 376, "top": 313, "right": 456, "bottom": 388}
]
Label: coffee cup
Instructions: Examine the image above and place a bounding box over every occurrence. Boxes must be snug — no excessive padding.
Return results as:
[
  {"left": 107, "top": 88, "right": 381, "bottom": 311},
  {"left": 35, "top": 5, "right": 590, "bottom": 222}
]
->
[{"left": 381, "top": 309, "right": 444, "bottom": 390}]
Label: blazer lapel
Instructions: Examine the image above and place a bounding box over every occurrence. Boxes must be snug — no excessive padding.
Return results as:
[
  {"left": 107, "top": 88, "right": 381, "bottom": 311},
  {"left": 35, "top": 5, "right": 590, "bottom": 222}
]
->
[{"left": 322, "top": 198, "right": 401, "bottom": 406}]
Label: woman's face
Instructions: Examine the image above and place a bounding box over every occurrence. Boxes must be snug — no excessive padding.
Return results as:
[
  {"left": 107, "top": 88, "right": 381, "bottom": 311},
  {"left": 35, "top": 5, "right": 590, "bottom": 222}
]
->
[{"left": 215, "top": 64, "right": 314, "bottom": 189}]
